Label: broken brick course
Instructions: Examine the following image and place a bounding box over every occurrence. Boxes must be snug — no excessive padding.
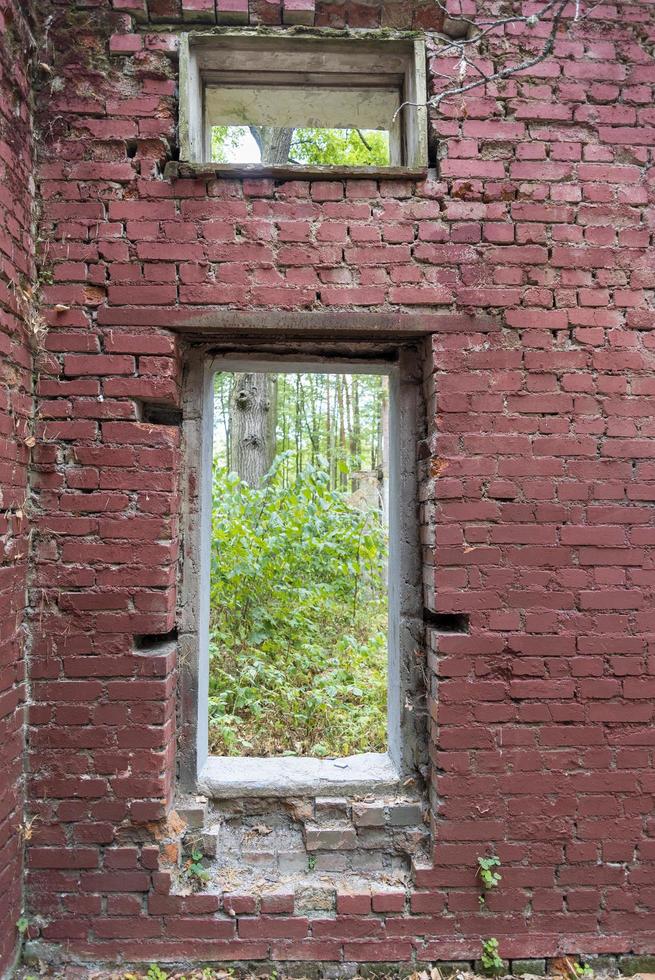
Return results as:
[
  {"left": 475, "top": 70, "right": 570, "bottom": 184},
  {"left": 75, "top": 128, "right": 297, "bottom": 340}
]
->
[{"left": 0, "top": 0, "right": 655, "bottom": 973}]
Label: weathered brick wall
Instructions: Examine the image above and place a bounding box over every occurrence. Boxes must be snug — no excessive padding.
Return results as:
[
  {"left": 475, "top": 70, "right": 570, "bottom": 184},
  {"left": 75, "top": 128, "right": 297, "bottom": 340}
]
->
[
  {"left": 0, "top": 0, "right": 35, "bottom": 973},
  {"left": 23, "top": 0, "right": 655, "bottom": 967}
]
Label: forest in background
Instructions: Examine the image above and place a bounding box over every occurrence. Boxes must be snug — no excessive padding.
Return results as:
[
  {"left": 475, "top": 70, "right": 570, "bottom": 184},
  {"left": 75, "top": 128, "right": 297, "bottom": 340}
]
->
[{"left": 208, "top": 371, "right": 390, "bottom": 758}]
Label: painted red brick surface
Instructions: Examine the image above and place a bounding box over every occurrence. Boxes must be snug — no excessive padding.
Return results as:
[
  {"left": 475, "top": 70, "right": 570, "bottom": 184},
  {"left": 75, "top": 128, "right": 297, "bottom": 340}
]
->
[
  {"left": 0, "top": 0, "right": 35, "bottom": 972},
  {"left": 0, "top": 0, "right": 654, "bottom": 971}
]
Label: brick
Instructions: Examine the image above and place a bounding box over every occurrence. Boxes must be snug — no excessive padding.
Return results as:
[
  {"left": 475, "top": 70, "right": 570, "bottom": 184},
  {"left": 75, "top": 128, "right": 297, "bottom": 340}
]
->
[
  {"left": 5, "top": 5, "right": 655, "bottom": 972},
  {"left": 238, "top": 917, "right": 309, "bottom": 940}
]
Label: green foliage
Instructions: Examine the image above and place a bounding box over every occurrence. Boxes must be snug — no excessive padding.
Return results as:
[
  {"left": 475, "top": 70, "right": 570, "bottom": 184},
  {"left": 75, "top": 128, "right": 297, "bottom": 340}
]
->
[
  {"left": 291, "top": 128, "right": 389, "bottom": 166},
  {"left": 481, "top": 937, "right": 505, "bottom": 975},
  {"left": 210, "top": 125, "right": 389, "bottom": 166},
  {"left": 208, "top": 456, "right": 387, "bottom": 756},
  {"left": 573, "top": 964, "right": 593, "bottom": 978},
  {"left": 477, "top": 854, "right": 502, "bottom": 890},
  {"left": 16, "top": 916, "right": 29, "bottom": 935},
  {"left": 185, "top": 848, "right": 210, "bottom": 886},
  {"left": 147, "top": 967, "right": 169, "bottom": 980}
]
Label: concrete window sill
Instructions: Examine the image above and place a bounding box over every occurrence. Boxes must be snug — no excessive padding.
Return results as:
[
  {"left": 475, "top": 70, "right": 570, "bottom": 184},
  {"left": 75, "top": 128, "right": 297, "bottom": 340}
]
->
[
  {"left": 166, "top": 161, "right": 429, "bottom": 181},
  {"left": 198, "top": 752, "right": 400, "bottom": 798}
]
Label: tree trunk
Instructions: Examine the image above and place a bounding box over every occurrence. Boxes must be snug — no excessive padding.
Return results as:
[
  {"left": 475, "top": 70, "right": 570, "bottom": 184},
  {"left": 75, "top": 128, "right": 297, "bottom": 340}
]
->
[
  {"left": 230, "top": 373, "right": 275, "bottom": 486},
  {"left": 249, "top": 126, "right": 293, "bottom": 165},
  {"left": 350, "top": 376, "right": 361, "bottom": 493}
]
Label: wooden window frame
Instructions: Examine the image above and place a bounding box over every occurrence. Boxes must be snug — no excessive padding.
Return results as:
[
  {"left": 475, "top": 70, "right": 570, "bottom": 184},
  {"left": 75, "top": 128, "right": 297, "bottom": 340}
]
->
[{"left": 179, "top": 30, "right": 429, "bottom": 179}]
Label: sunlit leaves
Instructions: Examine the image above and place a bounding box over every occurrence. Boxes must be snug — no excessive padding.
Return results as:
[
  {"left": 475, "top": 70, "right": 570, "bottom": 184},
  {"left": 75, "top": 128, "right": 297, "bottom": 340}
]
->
[{"left": 208, "top": 458, "right": 388, "bottom": 757}]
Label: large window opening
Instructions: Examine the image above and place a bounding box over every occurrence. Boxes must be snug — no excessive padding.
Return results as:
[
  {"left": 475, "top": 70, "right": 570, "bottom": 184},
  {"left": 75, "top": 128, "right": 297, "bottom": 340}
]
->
[
  {"left": 208, "top": 369, "right": 390, "bottom": 759},
  {"left": 179, "top": 347, "right": 425, "bottom": 798}
]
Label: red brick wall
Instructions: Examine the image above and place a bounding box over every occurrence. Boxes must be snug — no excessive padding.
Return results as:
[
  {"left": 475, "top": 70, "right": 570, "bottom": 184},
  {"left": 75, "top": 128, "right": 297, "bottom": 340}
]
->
[
  {"left": 24, "top": 0, "right": 655, "bottom": 966},
  {"left": 0, "top": 0, "right": 35, "bottom": 972}
]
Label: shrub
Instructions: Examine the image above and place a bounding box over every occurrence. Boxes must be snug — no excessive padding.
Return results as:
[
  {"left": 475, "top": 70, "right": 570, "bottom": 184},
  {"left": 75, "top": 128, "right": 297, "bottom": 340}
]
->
[{"left": 208, "top": 456, "right": 388, "bottom": 757}]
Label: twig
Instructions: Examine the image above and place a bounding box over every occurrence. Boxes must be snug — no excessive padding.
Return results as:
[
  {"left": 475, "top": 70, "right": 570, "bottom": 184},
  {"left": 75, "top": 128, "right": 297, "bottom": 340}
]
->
[
  {"left": 355, "top": 128, "right": 372, "bottom": 151},
  {"left": 393, "top": 0, "right": 569, "bottom": 122}
]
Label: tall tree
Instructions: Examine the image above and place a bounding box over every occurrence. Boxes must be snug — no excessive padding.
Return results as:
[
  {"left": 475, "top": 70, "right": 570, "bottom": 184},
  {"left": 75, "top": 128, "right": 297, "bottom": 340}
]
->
[
  {"left": 229, "top": 373, "right": 275, "bottom": 486},
  {"left": 249, "top": 126, "right": 293, "bottom": 165}
]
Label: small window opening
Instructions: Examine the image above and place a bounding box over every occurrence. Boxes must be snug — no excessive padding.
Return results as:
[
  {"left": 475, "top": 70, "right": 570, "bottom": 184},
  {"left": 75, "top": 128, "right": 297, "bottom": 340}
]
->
[
  {"left": 208, "top": 369, "right": 390, "bottom": 760},
  {"left": 180, "top": 33, "right": 428, "bottom": 171}
]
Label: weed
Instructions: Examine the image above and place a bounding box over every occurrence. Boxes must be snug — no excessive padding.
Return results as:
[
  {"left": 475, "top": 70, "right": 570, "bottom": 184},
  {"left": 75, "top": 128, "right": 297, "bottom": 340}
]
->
[
  {"left": 573, "top": 963, "right": 593, "bottom": 979},
  {"left": 308, "top": 854, "right": 316, "bottom": 871},
  {"left": 16, "top": 916, "right": 29, "bottom": 935},
  {"left": 478, "top": 854, "right": 502, "bottom": 890},
  {"left": 477, "top": 853, "right": 501, "bottom": 905},
  {"left": 481, "top": 937, "right": 504, "bottom": 975},
  {"left": 147, "top": 965, "right": 169, "bottom": 980},
  {"left": 183, "top": 848, "right": 210, "bottom": 890}
]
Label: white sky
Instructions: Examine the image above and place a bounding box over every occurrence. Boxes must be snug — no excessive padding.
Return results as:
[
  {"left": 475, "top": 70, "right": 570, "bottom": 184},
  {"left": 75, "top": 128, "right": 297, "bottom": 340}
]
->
[{"left": 229, "top": 128, "right": 261, "bottom": 164}]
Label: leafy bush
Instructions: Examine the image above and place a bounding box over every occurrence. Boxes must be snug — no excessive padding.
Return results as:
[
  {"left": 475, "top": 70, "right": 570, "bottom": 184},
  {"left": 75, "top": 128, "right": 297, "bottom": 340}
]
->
[{"left": 208, "top": 456, "right": 388, "bottom": 757}]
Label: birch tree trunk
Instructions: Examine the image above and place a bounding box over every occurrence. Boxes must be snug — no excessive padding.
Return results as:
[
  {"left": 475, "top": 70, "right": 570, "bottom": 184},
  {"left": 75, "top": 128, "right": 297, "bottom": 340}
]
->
[{"left": 230, "top": 373, "right": 275, "bottom": 486}]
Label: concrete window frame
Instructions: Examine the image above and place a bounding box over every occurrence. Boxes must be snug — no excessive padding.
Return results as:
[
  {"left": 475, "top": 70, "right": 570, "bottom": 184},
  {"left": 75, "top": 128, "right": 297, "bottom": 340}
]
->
[
  {"left": 178, "top": 30, "right": 428, "bottom": 178},
  {"left": 178, "top": 346, "right": 426, "bottom": 798}
]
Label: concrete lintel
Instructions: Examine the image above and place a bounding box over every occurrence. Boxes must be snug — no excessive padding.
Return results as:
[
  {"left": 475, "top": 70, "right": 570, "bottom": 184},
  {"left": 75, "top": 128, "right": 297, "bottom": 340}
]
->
[
  {"left": 198, "top": 752, "right": 400, "bottom": 798},
  {"left": 105, "top": 307, "right": 496, "bottom": 337},
  {"left": 94, "top": 306, "right": 498, "bottom": 335}
]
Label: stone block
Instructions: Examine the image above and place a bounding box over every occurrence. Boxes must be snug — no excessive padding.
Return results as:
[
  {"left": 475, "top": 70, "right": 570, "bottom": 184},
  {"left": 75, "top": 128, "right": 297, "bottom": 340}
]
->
[
  {"left": 242, "top": 849, "right": 276, "bottom": 867},
  {"left": 436, "top": 962, "right": 474, "bottom": 977},
  {"left": 282, "top": 966, "right": 323, "bottom": 980},
  {"left": 201, "top": 827, "right": 220, "bottom": 857},
  {"left": 323, "top": 966, "right": 359, "bottom": 979},
  {"left": 356, "top": 827, "right": 389, "bottom": 849},
  {"left": 176, "top": 803, "right": 207, "bottom": 829},
  {"left": 359, "top": 964, "right": 423, "bottom": 978},
  {"left": 349, "top": 851, "right": 385, "bottom": 872},
  {"left": 304, "top": 826, "right": 357, "bottom": 851},
  {"left": 475, "top": 960, "right": 509, "bottom": 977},
  {"left": 352, "top": 803, "right": 386, "bottom": 827},
  {"left": 277, "top": 850, "right": 309, "bottom": 874},
  {"left": 314, "top": 852, "right": 349, "bottom": 872},
  {"left": 387, "top": 802, "right": 423, "bottom": 826},
  {"left": 582, "top": 957, "right": 617, "bottom": 974},
  {"left": 512, "top": 960, "right": 547, "bottom": 976},
  {"left": 620, "top": 958, "right": 655, "bottom": 976},
  {"left": 315, "top": 797, "right": 350, "bottom": 822}
]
